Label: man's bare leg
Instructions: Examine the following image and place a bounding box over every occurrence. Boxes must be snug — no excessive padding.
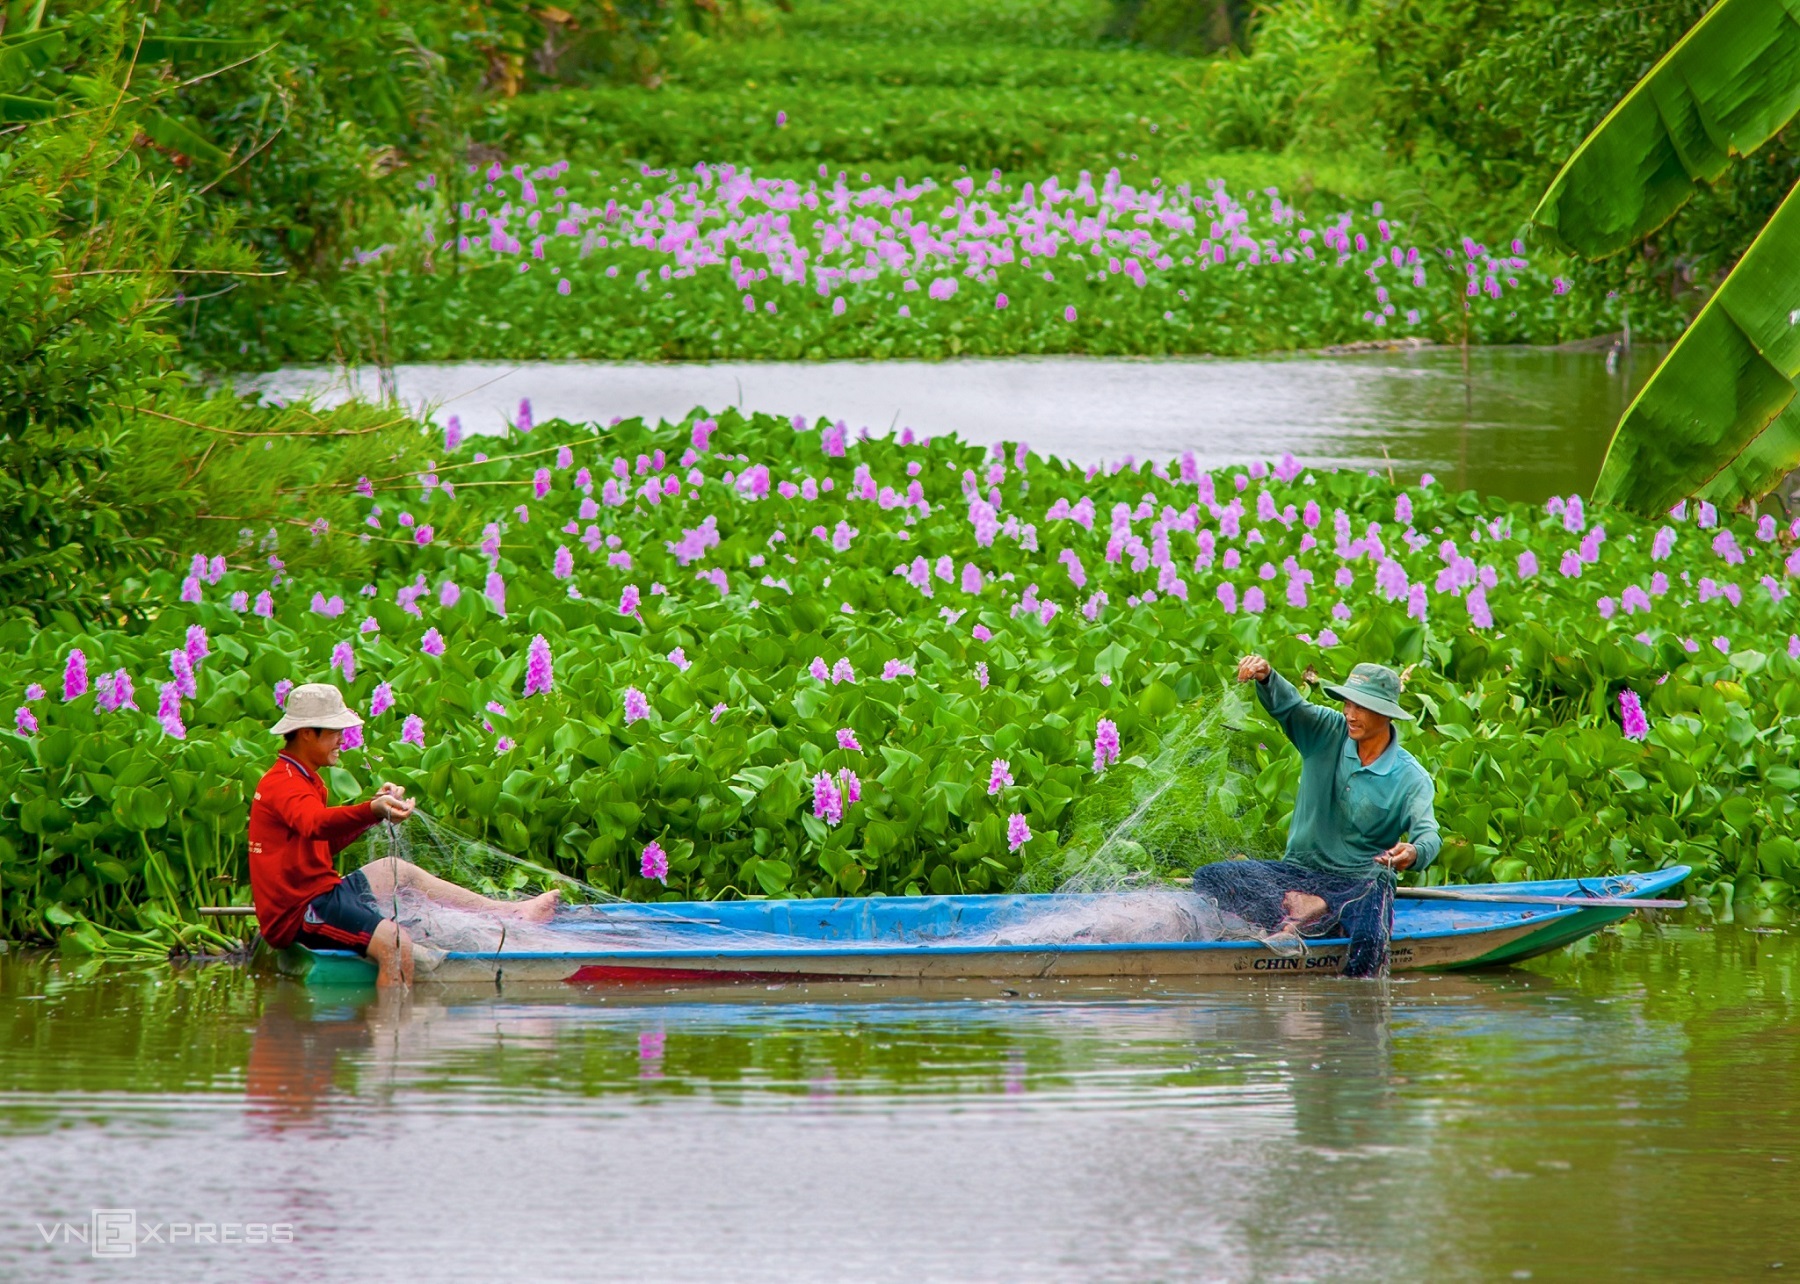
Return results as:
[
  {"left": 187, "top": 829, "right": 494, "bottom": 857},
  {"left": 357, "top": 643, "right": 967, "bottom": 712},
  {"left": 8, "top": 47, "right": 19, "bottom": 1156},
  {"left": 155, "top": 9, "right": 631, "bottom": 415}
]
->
[
  {"left": 1278, "top": 891, "right": 1329, "bottom": 932},
  {"left": 366, "top": 919, "right": 415, "bottom": 988},
  {"left": 359, "top": 857, "right": 560, "bottom": 922}
]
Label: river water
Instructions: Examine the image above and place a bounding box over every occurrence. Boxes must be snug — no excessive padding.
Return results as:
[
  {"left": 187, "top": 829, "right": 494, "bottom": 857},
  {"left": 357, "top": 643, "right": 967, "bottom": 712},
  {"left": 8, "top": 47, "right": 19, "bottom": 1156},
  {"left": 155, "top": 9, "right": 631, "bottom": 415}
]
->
[
  {"left": 250, "top": 344, "right": 1659, "bottom": 504},
  {"left": 2, "top": 918, "right": 1794, "bottom": 1281}
]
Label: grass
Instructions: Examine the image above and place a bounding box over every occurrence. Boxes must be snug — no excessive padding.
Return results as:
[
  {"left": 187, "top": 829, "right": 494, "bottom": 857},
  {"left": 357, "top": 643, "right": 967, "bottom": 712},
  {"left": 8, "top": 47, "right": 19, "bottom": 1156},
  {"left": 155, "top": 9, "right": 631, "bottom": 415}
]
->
[{"left": 492, "top": 0, "right": 1392, "bottom": 201}]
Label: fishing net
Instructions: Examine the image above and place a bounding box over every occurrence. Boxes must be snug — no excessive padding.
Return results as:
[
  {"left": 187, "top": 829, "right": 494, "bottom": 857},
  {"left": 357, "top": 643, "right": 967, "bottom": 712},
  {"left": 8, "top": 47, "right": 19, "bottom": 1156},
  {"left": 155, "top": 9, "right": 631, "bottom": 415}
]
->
[
  {"left": 1189, "top": 861, "right": 1393, "bottom": 978},
  {"left": 1023, "top": 684, "right": 1281, "bottom": 894},
  {"left": 1018, "top": 682, "right": 1394, "bottom": 976},
  {"left": 330, "top": 678, "right": 1392, "bottom": 976}
]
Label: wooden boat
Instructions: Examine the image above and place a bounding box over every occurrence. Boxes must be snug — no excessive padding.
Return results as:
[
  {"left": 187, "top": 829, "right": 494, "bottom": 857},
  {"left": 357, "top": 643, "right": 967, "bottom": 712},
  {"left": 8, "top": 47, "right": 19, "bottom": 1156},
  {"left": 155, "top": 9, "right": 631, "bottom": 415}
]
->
[{"left": 261, "top": 866, "right": 1690, "bottom": 988}]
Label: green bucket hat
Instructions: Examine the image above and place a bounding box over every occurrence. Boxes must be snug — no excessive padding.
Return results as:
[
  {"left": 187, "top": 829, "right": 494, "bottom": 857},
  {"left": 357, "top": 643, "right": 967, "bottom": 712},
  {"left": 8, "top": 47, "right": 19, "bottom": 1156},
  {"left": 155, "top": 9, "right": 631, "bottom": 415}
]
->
[{"left": 1322, "top": 662, "right": 1412, "bottom": 721}]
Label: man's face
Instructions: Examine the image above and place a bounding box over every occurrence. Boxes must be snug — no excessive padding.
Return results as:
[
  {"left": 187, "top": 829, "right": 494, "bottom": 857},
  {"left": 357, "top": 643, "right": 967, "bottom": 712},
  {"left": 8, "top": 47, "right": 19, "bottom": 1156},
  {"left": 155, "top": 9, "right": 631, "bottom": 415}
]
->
[
  {"left": 297, "top": 727, "right": 345, "bottom": 765},
  {"left": 1342, "top": 699, "right": 1391, "bottom": 746}
]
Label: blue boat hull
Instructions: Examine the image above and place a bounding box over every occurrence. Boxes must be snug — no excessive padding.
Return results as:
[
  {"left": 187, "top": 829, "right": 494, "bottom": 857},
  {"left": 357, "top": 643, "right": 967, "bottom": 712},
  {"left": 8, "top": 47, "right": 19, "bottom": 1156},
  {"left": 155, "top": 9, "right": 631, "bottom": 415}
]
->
[{"left": 262, "top": 867, "right": 1690, "bottom": 987}]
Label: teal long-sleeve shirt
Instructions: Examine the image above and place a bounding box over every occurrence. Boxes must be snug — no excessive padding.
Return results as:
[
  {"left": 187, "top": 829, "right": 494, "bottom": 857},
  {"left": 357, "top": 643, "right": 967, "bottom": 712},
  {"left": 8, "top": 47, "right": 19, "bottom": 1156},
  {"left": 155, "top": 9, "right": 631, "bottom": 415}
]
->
[{"left": 1254, "top": 668, "right": 1441, "bottom": 877}]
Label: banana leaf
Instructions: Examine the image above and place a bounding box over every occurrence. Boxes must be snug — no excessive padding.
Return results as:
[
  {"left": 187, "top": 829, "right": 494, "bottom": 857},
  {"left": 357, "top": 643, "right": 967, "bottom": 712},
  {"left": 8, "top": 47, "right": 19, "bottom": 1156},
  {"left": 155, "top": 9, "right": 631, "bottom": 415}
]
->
[
  {"left": 4, "top": 0, "right": 48, "bottom": 34},
  {"left": 1593, "top": 176, "right": 1800, "bottom": 514},
  {"left": 0, "top": 91, "right": 54, "bottom": 120},
  {"left": 135, "top": 36, "right": 266, "bottom": 63},
  {"left": 1696, "top": 400, "right": 1800, "bottom": 507},
  {"left": 0, "top": 28, "right": 64, "bottom": 93},
  {"left": 1532, "top": 0, "right": 1800, "bottom": 258}
]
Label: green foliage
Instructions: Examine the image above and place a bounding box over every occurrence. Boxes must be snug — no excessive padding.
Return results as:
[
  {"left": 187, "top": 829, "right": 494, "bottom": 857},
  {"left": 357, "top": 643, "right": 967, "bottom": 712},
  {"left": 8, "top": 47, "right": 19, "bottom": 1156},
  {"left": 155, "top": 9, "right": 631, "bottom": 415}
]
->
[
  {"left": 1599, "top": 183, "right": 1800, "bottom": 515},
  {"left": 1, "top": 7, "right": 187, "bottom": 621},
  {"left": 1118, "top": 0, "right": 1800, "bottom": 325},
  {"left": 1531, "top": 0, "right": 1800, "bottom": 259},
  {"left": 1102, "top": 0, "right": 1252, "bottom": 56},
  {"left": 6, "top": 408, "right": 1800, "bottom": 951},
  {"left": 1526, "top": 0, "right": 1800, "bottom": 514}
]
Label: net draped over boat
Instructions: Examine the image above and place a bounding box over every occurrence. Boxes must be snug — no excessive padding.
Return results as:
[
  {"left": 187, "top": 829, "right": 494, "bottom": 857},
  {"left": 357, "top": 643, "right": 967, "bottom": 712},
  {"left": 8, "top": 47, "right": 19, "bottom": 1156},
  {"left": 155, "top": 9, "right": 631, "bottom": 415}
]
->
[
  {"left": 340, "top": 814, "right": 1307, "bottom": 961},
  {"left": 337, "top": 681, "right": 1391, "bottom": 975}
]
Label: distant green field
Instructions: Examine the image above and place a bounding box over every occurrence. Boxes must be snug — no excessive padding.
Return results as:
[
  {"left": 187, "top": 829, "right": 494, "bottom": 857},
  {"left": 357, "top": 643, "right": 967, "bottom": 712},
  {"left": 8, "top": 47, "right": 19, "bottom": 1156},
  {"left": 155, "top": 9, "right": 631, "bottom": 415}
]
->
[{"left": 490, "top": 0, "right": 1376, "bottom": 199}]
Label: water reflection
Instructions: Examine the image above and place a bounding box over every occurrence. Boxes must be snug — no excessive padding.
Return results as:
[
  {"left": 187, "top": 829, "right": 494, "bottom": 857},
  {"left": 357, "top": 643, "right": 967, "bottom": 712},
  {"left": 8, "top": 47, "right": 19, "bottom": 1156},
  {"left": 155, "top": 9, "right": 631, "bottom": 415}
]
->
[
  {"left": 251, "top": 345, "right": 1662, "bottom": 503},
  {"left": 0, "top": 929, "right": 1794, "bottom": 1281}
]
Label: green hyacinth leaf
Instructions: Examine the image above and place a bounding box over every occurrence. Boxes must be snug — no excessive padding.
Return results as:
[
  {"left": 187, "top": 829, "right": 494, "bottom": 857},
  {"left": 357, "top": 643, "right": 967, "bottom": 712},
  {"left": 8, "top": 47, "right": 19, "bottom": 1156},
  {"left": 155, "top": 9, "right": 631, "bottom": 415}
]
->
[
  {"left": 1594, "top": 176, "right": 1800, "bottom": 514},
  {"left": 1532, "top": 0, "right": 1800, "bottom": 258}
]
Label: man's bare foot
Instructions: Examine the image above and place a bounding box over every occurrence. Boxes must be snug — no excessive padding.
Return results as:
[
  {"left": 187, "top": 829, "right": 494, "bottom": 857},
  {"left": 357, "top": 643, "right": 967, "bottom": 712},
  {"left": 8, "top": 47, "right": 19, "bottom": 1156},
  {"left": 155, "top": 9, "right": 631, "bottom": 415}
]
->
[
  {"left": 510, "top": 889, "right": 561, "bottom": 923},
  {"left": 1280, "top": 891, "right": 1328, "bottom": 927}
]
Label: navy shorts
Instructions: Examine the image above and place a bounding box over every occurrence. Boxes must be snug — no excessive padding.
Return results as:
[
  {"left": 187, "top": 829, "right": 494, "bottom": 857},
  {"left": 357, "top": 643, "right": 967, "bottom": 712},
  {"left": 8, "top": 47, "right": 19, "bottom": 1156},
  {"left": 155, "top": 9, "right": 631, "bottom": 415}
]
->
[{"left": 293, "top": 869, "right": 386, "bottom": 955}]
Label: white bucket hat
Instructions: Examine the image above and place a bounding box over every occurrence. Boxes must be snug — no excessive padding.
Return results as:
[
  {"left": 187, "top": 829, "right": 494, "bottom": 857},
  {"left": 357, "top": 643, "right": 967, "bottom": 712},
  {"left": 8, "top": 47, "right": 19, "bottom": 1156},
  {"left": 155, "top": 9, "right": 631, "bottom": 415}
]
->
[{"left": 271, "top": 683, "right": 364, "bottom": 735}]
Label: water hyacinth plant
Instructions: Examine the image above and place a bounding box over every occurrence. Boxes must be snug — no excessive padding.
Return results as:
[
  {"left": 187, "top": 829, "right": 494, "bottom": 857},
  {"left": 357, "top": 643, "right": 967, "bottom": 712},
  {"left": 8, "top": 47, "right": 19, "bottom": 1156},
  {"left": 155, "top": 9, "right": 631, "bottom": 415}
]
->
[
  {"left": 270, "top": 161, "right": 1637, "bottom": 366},
  {"left": 7, "top": 405, "right": 1800, "bottom": 952}
]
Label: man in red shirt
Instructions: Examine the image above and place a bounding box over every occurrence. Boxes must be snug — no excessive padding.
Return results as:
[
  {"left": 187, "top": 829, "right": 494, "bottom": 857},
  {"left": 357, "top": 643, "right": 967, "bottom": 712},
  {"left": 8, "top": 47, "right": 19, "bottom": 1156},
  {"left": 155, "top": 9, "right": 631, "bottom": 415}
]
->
[{"left": 249, "top": 683, "right": 556, "bottom": 986}]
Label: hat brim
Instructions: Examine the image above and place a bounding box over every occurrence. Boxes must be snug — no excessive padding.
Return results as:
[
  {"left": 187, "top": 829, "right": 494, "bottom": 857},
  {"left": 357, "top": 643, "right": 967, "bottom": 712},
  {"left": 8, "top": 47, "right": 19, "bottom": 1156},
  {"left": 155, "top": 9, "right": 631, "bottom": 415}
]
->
[
  {"left": 1322, "top": 682, "right": 1412, "bottom": 721},
  {"left": 270, "top": 708, "right": 364, "bottom": 735}
]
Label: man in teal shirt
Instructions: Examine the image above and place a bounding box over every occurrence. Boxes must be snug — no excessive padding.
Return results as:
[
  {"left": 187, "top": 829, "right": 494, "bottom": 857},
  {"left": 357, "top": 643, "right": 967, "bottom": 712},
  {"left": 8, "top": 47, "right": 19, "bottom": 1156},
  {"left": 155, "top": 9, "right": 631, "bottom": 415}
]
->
[{"left": 1191, "top": 655, "right": 1440, "bottom": 976}]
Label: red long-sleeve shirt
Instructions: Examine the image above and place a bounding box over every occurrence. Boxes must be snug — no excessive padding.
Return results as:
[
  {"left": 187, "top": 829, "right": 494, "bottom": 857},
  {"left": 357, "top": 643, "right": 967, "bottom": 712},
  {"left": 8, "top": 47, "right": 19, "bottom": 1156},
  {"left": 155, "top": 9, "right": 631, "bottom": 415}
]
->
[{"left": 247, "top": 755, "right": 379, "bottom": 948}]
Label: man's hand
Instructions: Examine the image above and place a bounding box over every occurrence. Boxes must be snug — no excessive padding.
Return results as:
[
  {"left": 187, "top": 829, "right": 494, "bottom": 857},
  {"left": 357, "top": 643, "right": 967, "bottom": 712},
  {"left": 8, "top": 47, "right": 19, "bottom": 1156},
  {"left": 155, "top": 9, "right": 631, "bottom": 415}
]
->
[
  {"left": 1237, "top": 654, "right": 1272, "bottom": 684},
  {"left": 375, "top": 782, "right": 407, "bottom": 801},
  {"left": 372, "top": 792, "right": 416, "bottom": 823},
  {"left": 1375, "top": 842, "right": 1417, "bottom": 871}
]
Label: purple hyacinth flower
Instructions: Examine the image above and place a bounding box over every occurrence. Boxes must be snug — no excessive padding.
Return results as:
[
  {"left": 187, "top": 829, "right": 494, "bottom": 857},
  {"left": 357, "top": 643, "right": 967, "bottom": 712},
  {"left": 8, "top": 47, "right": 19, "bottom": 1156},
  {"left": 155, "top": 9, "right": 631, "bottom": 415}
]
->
[
  {"left": 813, "top": 771, "right": 844, "bottom": 826},
  {"left": 641, "top": 840, "right": 669, "bottom": 882},
  {"left": 837, "top": 727, "right": 862, "bottom": 751},
  {"left": 371, "top": 682, "right": 394, "bottom": 717},
  {"left": 1093, "top": 718, "right": 1121, "bottom": 774},
  {"left": 1619, "top": 690, "right": 1648, "bottom": 741},
  {"left": 157, "top": 682, "right": 185, "bottom": 740},
  {"left": 1006, "top": 813, "right": 1032, "bottom": 852},
  {"left": 524, "top": 634, "right": 555, "bottom": 697},
  {"left": 15, "top": 706, "right": 37, "bottom": 736},
  {"left": 170, "top": 649, "right": 197, "bottom": 699},
  {"left": 622, "top": 686, "right": 650, "bottom": 724},
  {"left": 422, "top": 628, "right": 445, "bottom": 657},
  {"left": 988, "top": 758, "right": 1014, "bottom": 795},
  {"left": 63, "top": 650, "right": 88, "bottom": 701},
  {"left": 401, "top": 714, "right": 425, "bottom": 747}
]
